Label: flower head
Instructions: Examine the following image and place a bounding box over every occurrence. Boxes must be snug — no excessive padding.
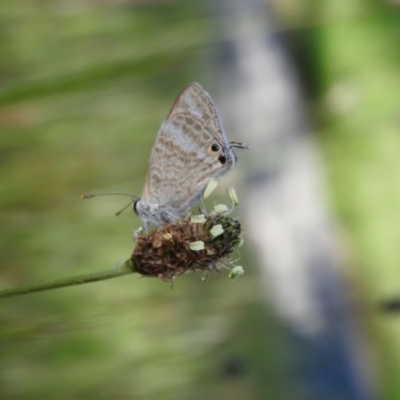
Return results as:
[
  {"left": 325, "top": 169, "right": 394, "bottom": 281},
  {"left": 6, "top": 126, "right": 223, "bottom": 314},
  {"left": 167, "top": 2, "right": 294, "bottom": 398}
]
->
[
  {"left": 132, "top": 186, "right": 244, "bottom": 282},
  {"left": 132, "top": 214, "right": 242, "bottom": 281}
]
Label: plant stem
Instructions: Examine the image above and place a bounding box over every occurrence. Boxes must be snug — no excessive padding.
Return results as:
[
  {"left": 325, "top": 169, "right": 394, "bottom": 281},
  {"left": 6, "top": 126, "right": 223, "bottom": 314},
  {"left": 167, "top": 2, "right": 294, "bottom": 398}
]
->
[{"left": 0, "top": 259, "right": 136, "bottom": 299}]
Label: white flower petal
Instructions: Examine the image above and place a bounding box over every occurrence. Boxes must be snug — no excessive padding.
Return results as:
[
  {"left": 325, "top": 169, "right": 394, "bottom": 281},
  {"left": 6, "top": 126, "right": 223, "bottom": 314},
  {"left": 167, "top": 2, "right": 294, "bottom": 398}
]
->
[
  {"left": 203, "top": 178, "right": 218, "bottom": 199},
  {"left": 213, "top": 204, "right": 229, "bottom": 213},
  {"left": 201, "top": 271, "right": 210, "bottom": 282},
  {"left": 210, "top": 224, "right": 224, "bottom": 237},
  {"left": 227, "top": 187, "right": 239, "bottom": 206},
  {"left": 189, "top": 241, "right": 205, "bottom": 251},
  {"left": 229, "top": 266, "right": 245, "bottom": 280},
  {"left": 190, "top": 214, "right": 206, "bottom": 224}
]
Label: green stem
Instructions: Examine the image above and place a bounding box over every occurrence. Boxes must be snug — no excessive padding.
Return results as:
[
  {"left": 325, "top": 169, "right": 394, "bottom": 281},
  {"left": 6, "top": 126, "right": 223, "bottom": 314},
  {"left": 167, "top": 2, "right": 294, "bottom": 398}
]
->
[{"left": 0, "top": 259, "right": 137, "bottom": 299}]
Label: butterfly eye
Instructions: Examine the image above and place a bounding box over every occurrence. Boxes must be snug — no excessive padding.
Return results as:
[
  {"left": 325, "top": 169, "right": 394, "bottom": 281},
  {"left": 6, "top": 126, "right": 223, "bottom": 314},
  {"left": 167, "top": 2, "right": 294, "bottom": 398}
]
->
[
  {"left": 218, "top": 155, "right": 227, "bottom": 165},
  {"left": 211, "top": 144, "right": 220, "bottom": 152},
  {"left": 133, "top": 199, "right": 140, "bottom": 215}
]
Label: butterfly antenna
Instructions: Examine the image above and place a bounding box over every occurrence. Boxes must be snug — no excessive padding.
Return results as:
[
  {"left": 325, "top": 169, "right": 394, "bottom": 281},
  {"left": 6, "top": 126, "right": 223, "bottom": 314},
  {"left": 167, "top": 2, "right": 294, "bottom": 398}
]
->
[
  {"left": 229, "top": 141, "right": 251, "bottom": 149},
  {"left": 81, "top": 192, "right": 137, "bottom": 217},
  {"left": 115, "top": 200, "right": 135, "bottom": 217}
]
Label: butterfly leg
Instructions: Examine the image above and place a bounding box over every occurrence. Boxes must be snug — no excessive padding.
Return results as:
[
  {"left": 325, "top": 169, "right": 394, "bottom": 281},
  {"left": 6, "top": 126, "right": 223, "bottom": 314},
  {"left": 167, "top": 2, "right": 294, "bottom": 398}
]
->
[
  {"left": 133, "top": 226, "right": 144, "bottom": 242},
  {"left": 160, "top": 208, "right": 189, "bottom": 225}
]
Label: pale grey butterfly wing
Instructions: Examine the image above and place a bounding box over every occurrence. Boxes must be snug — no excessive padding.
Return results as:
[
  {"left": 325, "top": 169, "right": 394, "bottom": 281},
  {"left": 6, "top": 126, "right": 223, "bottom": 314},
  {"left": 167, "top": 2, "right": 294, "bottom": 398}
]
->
[
  {"left": 167, "top": 82, "right": 230, "bottom": 146},
  {"left": 136, "top": 82, "right": 237, "bottom": 228}
]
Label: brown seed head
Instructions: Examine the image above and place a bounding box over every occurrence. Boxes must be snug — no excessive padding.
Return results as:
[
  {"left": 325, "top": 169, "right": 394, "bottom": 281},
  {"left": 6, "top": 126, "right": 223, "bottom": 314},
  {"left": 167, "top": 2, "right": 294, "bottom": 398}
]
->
[{"left": 132, "top": 214, "right": 241, "bottom": 281}]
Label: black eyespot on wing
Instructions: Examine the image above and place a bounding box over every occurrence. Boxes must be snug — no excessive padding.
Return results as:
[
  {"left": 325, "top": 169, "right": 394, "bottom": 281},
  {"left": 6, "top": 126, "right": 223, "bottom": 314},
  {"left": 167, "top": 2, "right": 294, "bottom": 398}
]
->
[
  {"left": 218, "top": 155, "right": 227, "bottom": 165},
  {"left": 133, "top": 199, "right": 140, "bottom": 215},
  {"left": 211, "top": 144, "right": 220, "bottom": 152}
]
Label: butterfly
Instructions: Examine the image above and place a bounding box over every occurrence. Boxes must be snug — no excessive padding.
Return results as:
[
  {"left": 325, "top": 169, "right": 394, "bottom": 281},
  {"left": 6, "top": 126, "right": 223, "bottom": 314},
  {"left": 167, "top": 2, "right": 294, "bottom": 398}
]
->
[{"left": 133, "top": 82, "right": 247, "bottom": 229}]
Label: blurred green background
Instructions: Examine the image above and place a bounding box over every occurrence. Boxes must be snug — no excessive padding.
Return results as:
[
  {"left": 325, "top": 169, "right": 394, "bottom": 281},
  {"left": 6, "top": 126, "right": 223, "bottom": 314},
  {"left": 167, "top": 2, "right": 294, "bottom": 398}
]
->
[{"left": 0, "top": 0, "right": 399, "bottom": 399}]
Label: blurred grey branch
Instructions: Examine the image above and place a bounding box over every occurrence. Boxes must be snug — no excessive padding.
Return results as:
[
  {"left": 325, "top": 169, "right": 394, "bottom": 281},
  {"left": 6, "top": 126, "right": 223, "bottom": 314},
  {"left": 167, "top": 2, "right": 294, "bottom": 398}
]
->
[{"left": 209, "top": 0, "right": 378, "bottom": 398}]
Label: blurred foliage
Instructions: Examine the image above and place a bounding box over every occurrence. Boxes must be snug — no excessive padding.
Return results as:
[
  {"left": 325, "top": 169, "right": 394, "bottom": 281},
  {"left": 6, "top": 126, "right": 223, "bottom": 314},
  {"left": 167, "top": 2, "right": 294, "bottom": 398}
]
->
[
  {"left": 0, "top": 1, "right": 292, "bottom": 400},
  {"left": 0, "top": 0, "right": 399, "bottom": 399}
]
